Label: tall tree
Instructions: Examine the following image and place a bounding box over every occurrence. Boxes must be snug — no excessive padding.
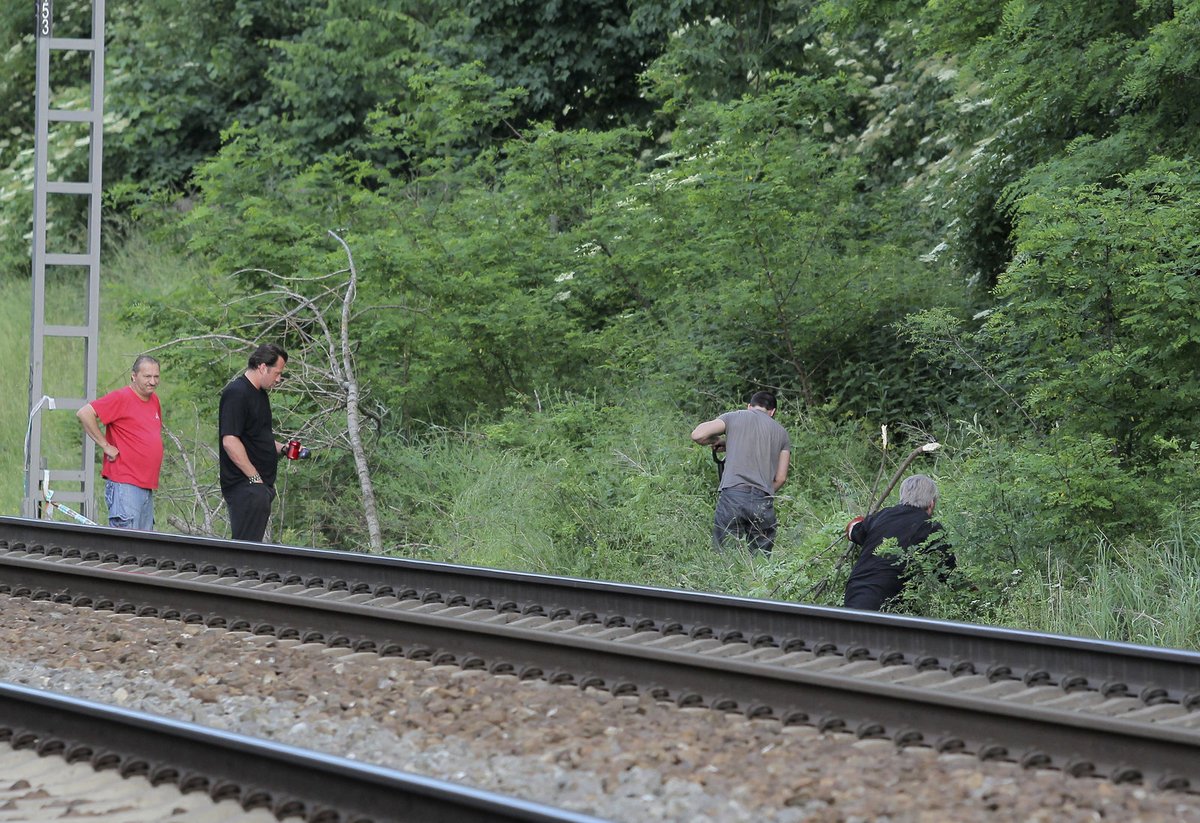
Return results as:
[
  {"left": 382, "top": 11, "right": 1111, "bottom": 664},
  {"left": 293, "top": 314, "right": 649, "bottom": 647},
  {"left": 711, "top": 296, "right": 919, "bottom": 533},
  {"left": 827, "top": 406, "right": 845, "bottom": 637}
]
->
[
  {"left": 106, "top": 0, "right": 310, "bottom": 185},
  {"left": 455, "top": 0, "right": 666, "bottom": 128},
  {"left": 985, "top": 158, "right": 1200, "bottom": 460}
]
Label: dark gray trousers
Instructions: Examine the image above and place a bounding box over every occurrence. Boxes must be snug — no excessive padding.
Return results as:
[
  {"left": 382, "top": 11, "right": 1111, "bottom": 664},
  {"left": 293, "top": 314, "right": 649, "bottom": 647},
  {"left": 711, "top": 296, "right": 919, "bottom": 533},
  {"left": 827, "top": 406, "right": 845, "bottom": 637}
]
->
[{"left": 712, "top": 486, "right": 777, "bottom": 555}]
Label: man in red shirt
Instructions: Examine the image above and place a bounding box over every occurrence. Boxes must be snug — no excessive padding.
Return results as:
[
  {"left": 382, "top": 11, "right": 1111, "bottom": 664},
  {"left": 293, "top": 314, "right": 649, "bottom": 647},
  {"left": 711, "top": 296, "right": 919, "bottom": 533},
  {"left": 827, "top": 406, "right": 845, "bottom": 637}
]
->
[{"left": 76, "top": 355, "right": 164, "bottom": 529}]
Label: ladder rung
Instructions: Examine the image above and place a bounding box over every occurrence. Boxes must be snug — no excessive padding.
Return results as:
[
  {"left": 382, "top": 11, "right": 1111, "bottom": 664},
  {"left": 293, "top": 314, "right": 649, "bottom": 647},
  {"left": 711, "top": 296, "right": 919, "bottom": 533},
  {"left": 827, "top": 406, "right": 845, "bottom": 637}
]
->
[
  {"left": 48, "top": 109, "right": 96, "bottom": 123},
  {"left": 43, "top": 324, "right": 91, "bottom": 337},
  {"left": 46, "top": 182, "right": 93, "bottom": 195},
  {"left": 45, "top": 493, "right": 88, "bottom": 506},
  {"left": 47, "top": 37, "right": 97, "bottom": 51},
  {"left": 46, "top": 398, "right": 87, "bottom": 412},
  {"left": 44, "top": 471, "right": 86, "bottom": 484},
  {"left": 44, "top": 253, "right": 93, "bottom": 266}
]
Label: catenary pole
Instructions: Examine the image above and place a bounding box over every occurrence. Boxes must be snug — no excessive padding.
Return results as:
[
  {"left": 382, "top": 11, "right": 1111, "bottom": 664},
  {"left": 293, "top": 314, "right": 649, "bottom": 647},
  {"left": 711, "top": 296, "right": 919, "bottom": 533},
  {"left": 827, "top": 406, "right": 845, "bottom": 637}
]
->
[{"left": 25, "top": 0, "right": 105, "bottom": 520}]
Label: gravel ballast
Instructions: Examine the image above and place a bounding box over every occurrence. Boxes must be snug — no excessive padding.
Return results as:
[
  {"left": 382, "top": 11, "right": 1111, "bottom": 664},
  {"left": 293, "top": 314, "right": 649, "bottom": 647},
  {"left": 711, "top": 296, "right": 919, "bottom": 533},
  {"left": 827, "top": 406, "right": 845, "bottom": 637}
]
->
[{"left": 2, "top": 595, "right": 1198, "bottom": 822}]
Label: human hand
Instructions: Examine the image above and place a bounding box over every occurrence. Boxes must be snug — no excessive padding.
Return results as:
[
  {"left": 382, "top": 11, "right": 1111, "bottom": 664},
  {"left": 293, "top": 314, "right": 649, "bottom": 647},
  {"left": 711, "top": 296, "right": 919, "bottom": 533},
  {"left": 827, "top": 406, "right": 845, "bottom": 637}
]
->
[
  {"left": 102, "top": 444, "right": 119, "bottom": 462},
  {"left": 285, "top": 439, "right": 310, "bottom": 460},
  {"left": 845, "top": 516, "right": 865, "bottom": 540}
]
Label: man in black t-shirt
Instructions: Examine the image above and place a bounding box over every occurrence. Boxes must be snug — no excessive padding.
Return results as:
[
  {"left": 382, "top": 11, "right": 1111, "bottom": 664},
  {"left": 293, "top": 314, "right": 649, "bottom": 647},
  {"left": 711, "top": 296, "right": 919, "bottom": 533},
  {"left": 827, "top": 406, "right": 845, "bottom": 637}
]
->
[
  {"left": 843, "top": 474, "right": 955, "bottom": 610},
  {"left": 219, "top": 343, "right": 288, "bottom": 541}
]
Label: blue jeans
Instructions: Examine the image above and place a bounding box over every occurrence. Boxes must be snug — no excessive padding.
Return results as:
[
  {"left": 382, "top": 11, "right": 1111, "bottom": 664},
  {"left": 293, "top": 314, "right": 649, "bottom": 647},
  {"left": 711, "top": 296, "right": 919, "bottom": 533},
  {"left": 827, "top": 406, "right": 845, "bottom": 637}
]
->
[
  {"left": 712, "top": 486, "right": 777, "bottom": 555},
  {"left": 105, "top": 480, "right": 154, "bottom": 530}
]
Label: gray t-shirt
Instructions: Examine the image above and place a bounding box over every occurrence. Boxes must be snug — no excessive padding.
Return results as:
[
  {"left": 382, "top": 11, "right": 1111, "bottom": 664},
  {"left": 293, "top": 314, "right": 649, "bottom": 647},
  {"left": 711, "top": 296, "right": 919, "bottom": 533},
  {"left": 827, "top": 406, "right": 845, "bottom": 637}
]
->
[{"left": 717, "top": 409, "right": 791, "bottom": 495}]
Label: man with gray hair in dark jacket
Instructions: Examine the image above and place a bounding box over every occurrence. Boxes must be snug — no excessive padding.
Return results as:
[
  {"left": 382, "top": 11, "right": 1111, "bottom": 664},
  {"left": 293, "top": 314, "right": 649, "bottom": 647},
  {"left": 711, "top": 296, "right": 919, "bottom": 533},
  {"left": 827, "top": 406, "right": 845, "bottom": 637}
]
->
[{"left": 843, "top": 474, "right": 955, "bottom": 611}]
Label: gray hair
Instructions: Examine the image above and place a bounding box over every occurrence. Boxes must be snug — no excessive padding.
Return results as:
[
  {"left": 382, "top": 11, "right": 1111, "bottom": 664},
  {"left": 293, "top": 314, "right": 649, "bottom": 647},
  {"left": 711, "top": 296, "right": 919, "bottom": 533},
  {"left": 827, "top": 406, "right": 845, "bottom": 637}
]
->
[
  {"left": 131, "top": 355, "right": 160, "bottom": 374},
  {"left": 898, "top": 474, "right": 938, "bottom": 509}
]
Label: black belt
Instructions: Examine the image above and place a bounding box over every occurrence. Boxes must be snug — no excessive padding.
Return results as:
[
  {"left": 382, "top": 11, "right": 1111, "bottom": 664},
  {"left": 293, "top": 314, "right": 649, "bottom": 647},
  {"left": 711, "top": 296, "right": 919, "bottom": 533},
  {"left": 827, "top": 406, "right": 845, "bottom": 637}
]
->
[{"left": 723, "top": 484, "right": 770, "bottom": 496}]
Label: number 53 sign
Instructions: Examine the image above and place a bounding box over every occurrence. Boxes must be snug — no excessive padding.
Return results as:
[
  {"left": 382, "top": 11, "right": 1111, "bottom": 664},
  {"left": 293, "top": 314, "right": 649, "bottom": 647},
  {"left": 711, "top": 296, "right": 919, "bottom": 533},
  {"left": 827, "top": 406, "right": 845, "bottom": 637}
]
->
[{"left": 36, "top": 0, "right": 53, "bottom": 38}]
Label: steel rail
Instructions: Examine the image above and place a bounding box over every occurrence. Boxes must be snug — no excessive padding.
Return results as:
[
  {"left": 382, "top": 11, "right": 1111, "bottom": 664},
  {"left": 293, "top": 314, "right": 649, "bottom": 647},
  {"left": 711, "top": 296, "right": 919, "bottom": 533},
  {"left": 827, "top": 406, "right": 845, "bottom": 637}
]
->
[
  {"left": 2, "top": 553, "right": 1199, "bottom": 791},
  {"left": 2, "top": 517, "right": 1198, "bottom": 704},
  {"left": 0, "top": 680, "right": 604, "bottom": 823}
]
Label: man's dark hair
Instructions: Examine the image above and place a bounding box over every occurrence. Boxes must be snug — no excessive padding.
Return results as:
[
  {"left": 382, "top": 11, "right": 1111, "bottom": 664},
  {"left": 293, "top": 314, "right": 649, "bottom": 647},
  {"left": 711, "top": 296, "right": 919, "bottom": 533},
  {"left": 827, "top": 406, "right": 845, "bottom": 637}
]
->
[
  {"left": 749, "top": 391, "right": 777, "bottom": 410},
  {"left": 131, "top": 354, "right": 159, "bottom": 374},
  {"left": 248, "top": 343, "right": 288, "bottom": 369}
]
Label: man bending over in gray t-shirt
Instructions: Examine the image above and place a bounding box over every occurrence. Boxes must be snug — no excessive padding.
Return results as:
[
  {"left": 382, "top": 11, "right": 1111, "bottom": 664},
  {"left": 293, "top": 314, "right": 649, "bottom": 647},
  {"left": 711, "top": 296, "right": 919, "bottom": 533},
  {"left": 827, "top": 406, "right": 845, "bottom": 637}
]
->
[{"left": 691, "top": 391, "right": 791, "bottom": 555}]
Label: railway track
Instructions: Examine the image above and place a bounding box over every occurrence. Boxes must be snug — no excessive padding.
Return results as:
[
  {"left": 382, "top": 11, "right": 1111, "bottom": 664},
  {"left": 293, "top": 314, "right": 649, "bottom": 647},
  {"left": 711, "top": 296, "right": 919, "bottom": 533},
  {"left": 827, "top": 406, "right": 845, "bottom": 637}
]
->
[
  {"left": 1, "top": 516, "right": 1199, "bottom": 798},
  {"left": 0, "top": 680, "right": 601, "bottom": 823}
]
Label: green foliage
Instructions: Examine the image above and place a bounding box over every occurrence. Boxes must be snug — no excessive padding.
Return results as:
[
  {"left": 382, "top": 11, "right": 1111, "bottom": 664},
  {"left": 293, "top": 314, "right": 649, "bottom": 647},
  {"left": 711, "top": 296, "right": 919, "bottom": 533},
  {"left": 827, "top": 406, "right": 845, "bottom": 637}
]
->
[
  {"left": 609, "top": 78, "right": 952, "bottom": 417},
  {"left": 9, "top": 0, "right": 1200, "bottom": 650},
  {"left": 182, "top": 126, "right": 360, "bottom": 276},
  {"left": 878, "top": 534, "right": 959, "bottom": 615},
  {"left": 1118, "top": 1, "right": 1200, "bottom": 140},
  {"left": 636, "top": 0, "right": 826, "bottom": 108},
  {"left": 823, "top": 0, "right": 1200, "bottom": 287},
  {"left": 367, "top": 62, "right": 526, "bottom": 179},
  {"left": 896, "top": 307, "right": 1036, "bottom": 428},
  {"left": 0, "top": 9, "right": 34, "bottom": 175},
  {"left": 987, "top": 157, "right": 1200, "bottom": 459},
  {"left": 261, "top": 0, "right": 463, "bottom": 164},
  {"left": 141, "top": 75, "right": 608, "bottom": 425},
  {"left": 106, "top": 0, "right": 311, "bottom": 185},
  {"left": 917, "top": 421, "right": 1150, "bottom": 625},
  {"left": 455, "top": 0, "right": 664, "bottom": 128}
]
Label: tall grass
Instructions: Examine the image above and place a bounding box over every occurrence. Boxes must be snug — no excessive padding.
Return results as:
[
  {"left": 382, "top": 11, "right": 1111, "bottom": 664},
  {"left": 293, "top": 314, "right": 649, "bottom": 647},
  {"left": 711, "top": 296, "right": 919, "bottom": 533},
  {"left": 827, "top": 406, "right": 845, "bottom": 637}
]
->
[
  {"left": 1006, "top": 528, "right": 1200, "bottom": 649},
  {"left": 366, "top": 398, "right": 869, "bottom": 602},
  {"left": 0, "top": 277, "right": 32, "bottom": 514}
]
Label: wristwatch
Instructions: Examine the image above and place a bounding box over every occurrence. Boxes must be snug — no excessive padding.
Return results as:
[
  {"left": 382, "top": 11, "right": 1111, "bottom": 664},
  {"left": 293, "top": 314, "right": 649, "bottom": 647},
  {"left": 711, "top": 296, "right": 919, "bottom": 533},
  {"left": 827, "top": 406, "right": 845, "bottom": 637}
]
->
[{"left": 247, "top": 474, "right": 263, "bottom": 484}]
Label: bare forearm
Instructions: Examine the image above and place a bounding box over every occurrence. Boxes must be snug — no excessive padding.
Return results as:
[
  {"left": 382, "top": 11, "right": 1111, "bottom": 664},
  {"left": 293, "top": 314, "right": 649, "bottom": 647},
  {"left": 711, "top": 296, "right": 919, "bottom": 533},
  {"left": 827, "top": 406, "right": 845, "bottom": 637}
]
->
[
  {"left": 221, "top": 435, "right": 259, "bottom": 478},
  {"left": 77, "top": 411, "right": 107, "bottom": 448},
  {"left": 691, "top": 419, "right": 726, "bottom": 445},
  {"left": 77, "top": 405, "right": 118, "bottom": 460},
  {"left": 772, "top": 451, "right": 790, "bottom": 491}
]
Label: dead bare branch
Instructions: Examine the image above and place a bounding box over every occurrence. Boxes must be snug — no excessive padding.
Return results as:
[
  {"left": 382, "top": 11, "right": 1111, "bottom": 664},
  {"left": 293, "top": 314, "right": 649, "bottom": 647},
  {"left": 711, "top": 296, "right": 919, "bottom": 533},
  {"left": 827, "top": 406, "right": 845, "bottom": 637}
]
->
[{"left": 328, "top": 229, "right": 384, "bottom": 552}]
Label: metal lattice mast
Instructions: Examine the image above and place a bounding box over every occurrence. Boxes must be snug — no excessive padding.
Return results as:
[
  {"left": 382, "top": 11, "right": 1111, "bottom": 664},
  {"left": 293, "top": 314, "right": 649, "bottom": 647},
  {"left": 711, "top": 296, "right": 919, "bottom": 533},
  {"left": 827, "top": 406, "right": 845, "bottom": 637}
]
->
[{"left": 24, "top": 0, "right": 105, "bottom": 519}]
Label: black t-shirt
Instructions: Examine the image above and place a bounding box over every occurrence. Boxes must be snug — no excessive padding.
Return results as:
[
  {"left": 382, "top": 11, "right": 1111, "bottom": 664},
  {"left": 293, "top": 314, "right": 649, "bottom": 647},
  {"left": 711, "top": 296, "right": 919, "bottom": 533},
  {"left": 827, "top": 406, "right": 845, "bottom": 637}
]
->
[{"left": 218, "top": 374, "right": 278, "bottom": 490}]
